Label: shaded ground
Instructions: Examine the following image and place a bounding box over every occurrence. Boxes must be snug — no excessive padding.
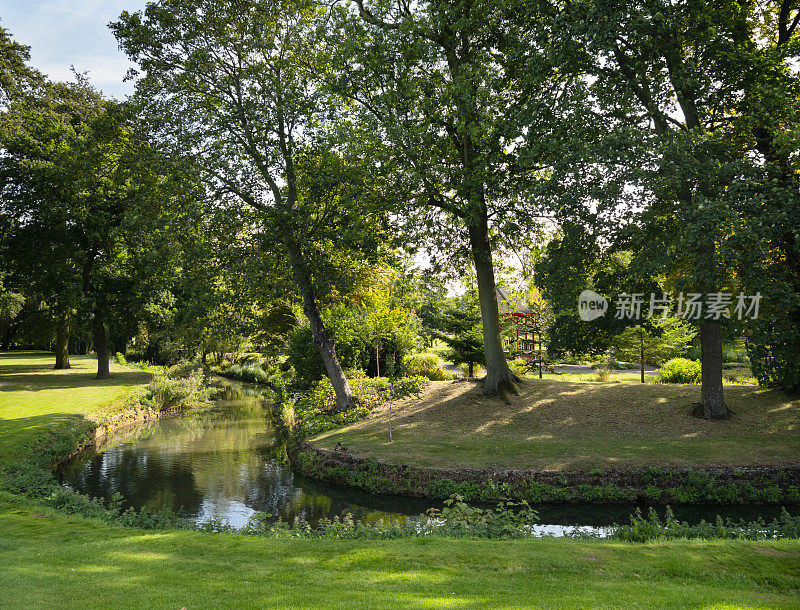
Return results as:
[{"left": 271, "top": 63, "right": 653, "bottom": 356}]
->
[
  {"left": 0, "top": 498, "right": 798, "bottom": 608},
  {"left": 313, "top": 379, "right": 800, "bottom": 470},
  {"left": 0, "top": 352, "right": 798, "bottom": 607},
  {"left": 0, "top": 352, "right": 151, "bottom": 461}
]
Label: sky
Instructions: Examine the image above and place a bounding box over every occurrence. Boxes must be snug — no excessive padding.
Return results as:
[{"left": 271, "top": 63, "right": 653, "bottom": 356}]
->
[{"left": 0, "top": 0, "right": 149, "bottom": 99}]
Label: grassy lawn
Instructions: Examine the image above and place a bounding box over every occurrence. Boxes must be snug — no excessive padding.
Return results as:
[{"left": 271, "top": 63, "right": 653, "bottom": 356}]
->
[
  {"left": 1, "top": 498, "right": 798, "bottom": 608},
  {"left": 1, "top": 351, "right": 798, "bottom": 607},
  {"left": 313, "top": 379, "right": 800, "bottom": 470},
  {"left": 0, "top": 352, "right": 151, "bottom": 462}
]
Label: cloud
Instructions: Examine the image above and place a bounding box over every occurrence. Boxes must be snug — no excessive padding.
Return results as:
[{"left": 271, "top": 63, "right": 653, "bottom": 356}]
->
[{"left": 0, "top": 0, "right": 149, "bottom": 98}]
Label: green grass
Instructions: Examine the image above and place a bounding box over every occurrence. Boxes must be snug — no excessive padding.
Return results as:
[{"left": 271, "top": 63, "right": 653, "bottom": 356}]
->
[
  {"left": 1, "top": 351, "right": 798, "bottom": 607},
  {"left": 314, "top": 379, "right": 800, "bottom": 470},
  {"left": 0, "top": 497, "right": 798, "bottom": 608},
  {"left": 0, "top": 352, "right": 151, "bottom": 462}
]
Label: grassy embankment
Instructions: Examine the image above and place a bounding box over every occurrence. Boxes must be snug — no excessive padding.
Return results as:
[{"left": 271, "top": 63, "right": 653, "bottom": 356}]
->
[
  {"left": 1, "top": 352, "right": 799, "bottom": 607},
  {"left": 0, "top": 352, "right": 151, "bottom": 463},
  {"left": 313, "top": 379, "right": 800, "bottom": 470}
]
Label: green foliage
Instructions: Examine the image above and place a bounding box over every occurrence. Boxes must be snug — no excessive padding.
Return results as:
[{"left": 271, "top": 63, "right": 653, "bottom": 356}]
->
[
  {"left": 114, "top": 352, "right": 126, "bottom": 366},
  {"left": 216, "top": 362, "right": 281, "bottom": 387},
  {"left": 594, "top": 366, "right": 611, "bottom": 382},
  {"left": 293, "top": 376, "right": 428, "bottom": 436},
  {"left": 613, "top": 506, "right": 800, "bottom": 543},
  {"left": 432, "top": 298, "right": 485, "bottom": 377},
  {"left": 402, "top": 352, "right": 452, "bottom": 381},
  {"left": 659, "top": 358, "right": 702, "bottom": 385},
  {"left": 611, "top": 317, "right": 697, "bottom": 366},
  {"left": 288, "top": 291, "right": 421, "bottom": 387},
  {"left": 141, "top": 367, "right": 211, "bottom": 412}
]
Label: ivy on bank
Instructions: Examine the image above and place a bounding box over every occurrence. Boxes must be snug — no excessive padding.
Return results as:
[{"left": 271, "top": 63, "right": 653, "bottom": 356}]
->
[
  {"left": 289, "top": 375, "right": 428, "bottom": 436},
  {"left": 293, "top": 450, "right": 800, "bottom": 506}
]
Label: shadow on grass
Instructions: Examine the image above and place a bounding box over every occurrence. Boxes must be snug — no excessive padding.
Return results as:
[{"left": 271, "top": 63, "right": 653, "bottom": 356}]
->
[
  {"left": 0, "top": 370, "right": 151, "bottom": 392},
  {"left": 320, "top": 378, "right": 800, "bottom": 469}
]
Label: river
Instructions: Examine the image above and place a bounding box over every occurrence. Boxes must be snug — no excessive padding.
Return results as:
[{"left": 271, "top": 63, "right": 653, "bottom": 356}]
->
[{"left": 61, "top": 380, "right": 790, "bottom": 536}]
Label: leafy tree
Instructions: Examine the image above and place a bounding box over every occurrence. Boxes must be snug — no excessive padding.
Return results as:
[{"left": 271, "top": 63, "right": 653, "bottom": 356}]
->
[
  {"left": 113, "top": 0, "right": 393, "bottom": 410},
  {"left": 611, "top": 316, "right": 697, "bottom": 383},
  {"left": 535, "top": 224, "right": 631, "bottom": 358},
  {"left": 434, "top": 298, "right": 485, "bottom": 377},
  {"left": 0, "top": 273, "right": 24, "bottom": 328},
  {"left": 537, "top": 0, "right": 800, "bottom": 417},
  {"left": 0, "top": 24, "right": 40, "bottom": 104},
  {"left": 1, "top": 74, "right": 202, "bottom": 376},
  {"left": 0, "top": 80, "right": 106, "bottom": 370},
  {"left": 328, "top": 0, "right": 569, "bottom": 395}
]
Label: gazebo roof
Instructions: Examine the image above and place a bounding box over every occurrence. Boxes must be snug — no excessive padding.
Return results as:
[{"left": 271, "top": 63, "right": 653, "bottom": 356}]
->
[{"left": 496, "top": 286, "right": 535, "bottom": 315}]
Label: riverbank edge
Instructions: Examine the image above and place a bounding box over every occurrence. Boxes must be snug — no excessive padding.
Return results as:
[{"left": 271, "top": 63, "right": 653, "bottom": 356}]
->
[
  {"left": 291, "top": 441, "right": 800, "bottom": 505},
  {"left": 0, "top": 383, "right": 198, "bottom": 505}
]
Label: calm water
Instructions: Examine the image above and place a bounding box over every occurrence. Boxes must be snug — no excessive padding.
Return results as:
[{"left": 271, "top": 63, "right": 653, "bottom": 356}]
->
[{"left": 62, "top": 381, "right": 791, "bottom": 534}]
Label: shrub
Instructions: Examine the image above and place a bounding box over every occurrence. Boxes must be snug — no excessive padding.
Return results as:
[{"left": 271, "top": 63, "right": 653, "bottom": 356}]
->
[
  {"left": 221, "top": 362, "right": 275, "bottom": 386},
  {"left": 594, "top": 365, "right": 611, "bottom": 382},
  {"left": 403, "top": 352, "right": 453, "bottom": 380},
  {"left": 659, "top": 358, "right": 702, "bottom": 384},
  {"left": 293, "top": 376, "right": 428, "bottom": 436},
  {"left": 142, "top": 369, "right": 211, "bottom": 412},
  {"left": 507, "top": 358, "right": 530, "bottom": 377},
  {"left": 168, "top": 360, "right": 203, "bottom": 378},
  {"left": 114, "top": 352, "right": 126, "bottom": 365}
]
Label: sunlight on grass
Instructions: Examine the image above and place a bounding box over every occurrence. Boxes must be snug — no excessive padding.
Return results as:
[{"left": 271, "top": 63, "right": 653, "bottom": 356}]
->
[
  {"left": 0, "top": 352, "right": 151, "bottom": 460},
  {"left": 316, "top": 379, "right": 800, "bottom": 470}
]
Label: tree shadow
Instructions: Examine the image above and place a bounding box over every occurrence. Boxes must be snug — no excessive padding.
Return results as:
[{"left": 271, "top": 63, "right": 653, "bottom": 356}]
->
[{"left": 0, "top": 369, "right": 151, "bottom": 392}]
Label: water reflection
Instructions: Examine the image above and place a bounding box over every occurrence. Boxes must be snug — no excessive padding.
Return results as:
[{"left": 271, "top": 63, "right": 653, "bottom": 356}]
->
[{"left": 62, "top": 380, "right": 792, "bottom": 533}]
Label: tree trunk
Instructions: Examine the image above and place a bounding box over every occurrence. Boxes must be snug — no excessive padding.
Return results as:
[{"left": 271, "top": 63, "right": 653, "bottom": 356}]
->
[
  {"left": 468, "top": 361, "right": 475, "bottom": 377},
  {"left": 468, "top": 218, "right": 519, "bottom": 396},
  {"left": 696, "top": 321, "right": 730, "bottom": 419},
  {"left": 92, "top": 313, "right": 110, "bottom": 380},
  {"left": 54, "top": 311, "right": 70, "bottom": 369},
  {"left": 285, "top": 235, "right": 356, "bottom": 412},
  {"left": 640, "top": 329, "right": 645, "bottom": 384},
  {"left": 2, "top": 322, "right": 19, "bottom": 351}
]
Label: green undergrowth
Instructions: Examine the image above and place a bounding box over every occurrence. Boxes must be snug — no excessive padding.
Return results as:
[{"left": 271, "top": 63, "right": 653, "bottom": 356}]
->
[
  {"left": 211, "top": 361, "right": 283, "bottom": 387},
  {"left": 615, "top": 505, "right": 800, "bottom": 542},
  {"left": 294, "top": 450, "right": 800, "bottom": 506},
  {"left": 289, "top": 375, "right": 428, "bottom": 436}
]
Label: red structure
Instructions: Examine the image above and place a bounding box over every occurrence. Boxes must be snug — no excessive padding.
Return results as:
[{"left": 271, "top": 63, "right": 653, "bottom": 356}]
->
[{"left": 496, "top": 287, "right": 544, "bottom": 378}]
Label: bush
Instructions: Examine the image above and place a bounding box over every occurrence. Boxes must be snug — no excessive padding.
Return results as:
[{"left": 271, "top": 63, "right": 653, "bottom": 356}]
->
[
  {"left": 293, "top": 375, "right": 429, "bottom": 436},
  {"left": 594, "top": 365, "right": 611, "bottom": 382},
  {"left": 114, "top": 352, "right": 126, "bottom": 365},
  {"left": 220, "top": 362, "right": 275, "bottom": 386},
  {"left": 507, "top": 358, "right": 529, "bottom": 377},
  {"left": 142, "top": 369, "right": 211, "bottom": 412},
  {"left": 659, "top": 358, "right": 702, "bottom": 384},
  {"left": 403, "top": 352, "right": 453, "bottom": 380}
]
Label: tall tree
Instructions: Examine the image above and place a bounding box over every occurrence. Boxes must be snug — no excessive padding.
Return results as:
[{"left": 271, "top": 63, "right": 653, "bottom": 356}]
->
[
  {"left": 0, "top": 78, "right": 177, "bottom": 377},
  {"left": 537, "top": 0, "right": 800, "bottom": 418},
  {"left": 327, "top": 0, "right": 568, "bottom": 395},
  {"left": 113, "top": 0, "right": 390, "bottom": 410},
  {"left": 0, "top": 24, "right": 40, "bottom": 104}
]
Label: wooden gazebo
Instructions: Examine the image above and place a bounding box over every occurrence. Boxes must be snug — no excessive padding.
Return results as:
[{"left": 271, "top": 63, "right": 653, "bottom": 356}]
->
[{"left": 496, "top": 287, "right": 544, "bottom": 377}]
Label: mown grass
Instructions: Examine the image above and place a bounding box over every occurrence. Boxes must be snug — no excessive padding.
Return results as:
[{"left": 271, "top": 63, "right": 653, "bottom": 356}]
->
[
  {"left": 314, "top": 379, "right": 800, "bottom": 470},
  {"left": 0, "top": 496, "right": 798, "bottom": 608},
  {"left": 0, "top": 352, "right": 151, "bottom": 462},
  {"left": 1, "top": 352, "right": 798, "bottom": 607}
]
